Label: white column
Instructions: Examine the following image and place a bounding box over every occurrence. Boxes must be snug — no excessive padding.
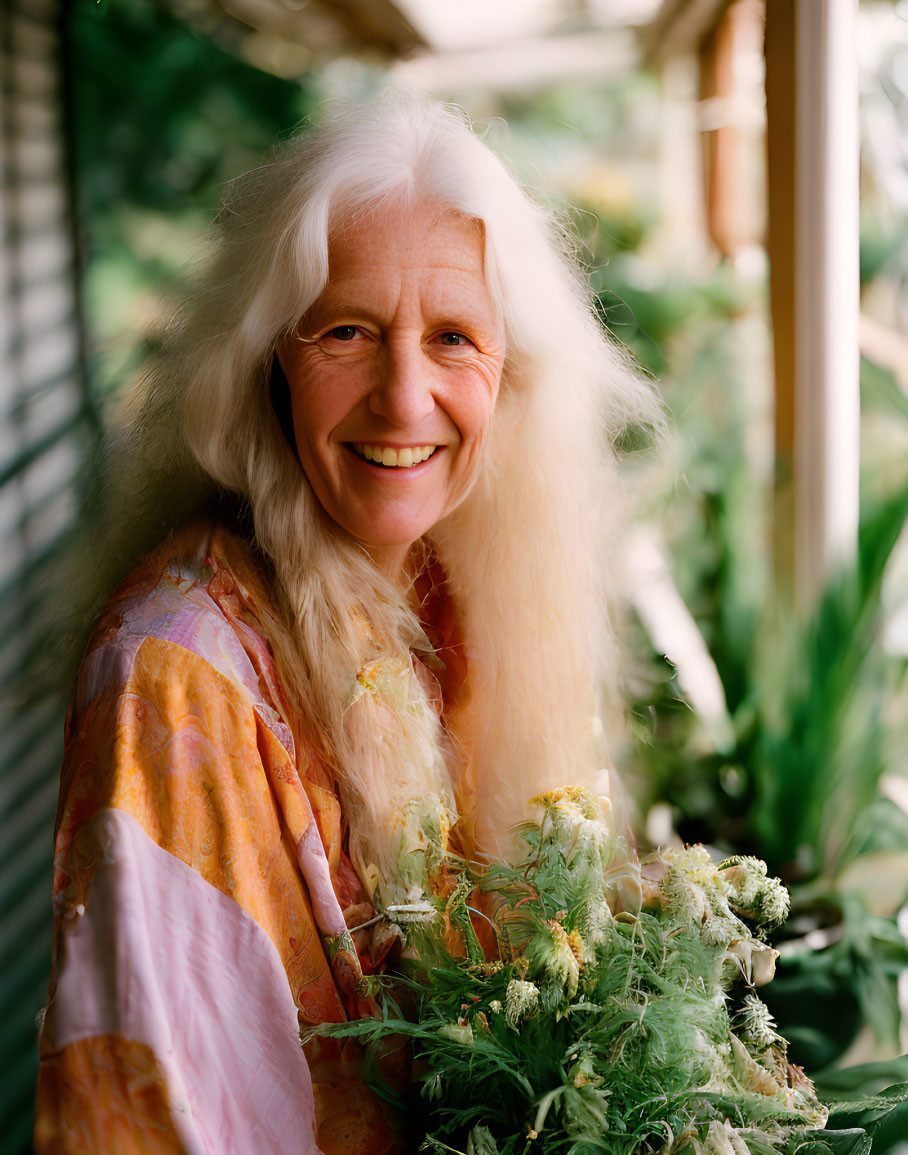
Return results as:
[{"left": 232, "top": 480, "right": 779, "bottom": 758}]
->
[{"left": 794, "top": 0, "right": 861, "bottom": 609}]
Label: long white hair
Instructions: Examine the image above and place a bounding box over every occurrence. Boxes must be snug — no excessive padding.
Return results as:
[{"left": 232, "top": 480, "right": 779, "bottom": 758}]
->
[{"left": 97, "top": 94, "right": 656, "bottom": 889}]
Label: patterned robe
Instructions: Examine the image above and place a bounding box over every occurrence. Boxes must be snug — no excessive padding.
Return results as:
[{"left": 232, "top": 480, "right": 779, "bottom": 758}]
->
[{"left": 33, "top": 525, "right": 451, "bottom": 1154}]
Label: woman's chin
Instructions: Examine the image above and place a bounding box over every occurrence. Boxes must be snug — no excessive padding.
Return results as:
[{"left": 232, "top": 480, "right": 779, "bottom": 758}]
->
[
  {"left": 345, "top": 522, "right": 436, "bottom": 576},
  {"left": 324, "top": 498, "right": 456, "bottom": 573}
]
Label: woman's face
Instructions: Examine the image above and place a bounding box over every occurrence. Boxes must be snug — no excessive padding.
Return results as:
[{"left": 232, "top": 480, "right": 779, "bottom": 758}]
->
[{"left": 277, "top": 201, "right": 505, "bottom": 575}]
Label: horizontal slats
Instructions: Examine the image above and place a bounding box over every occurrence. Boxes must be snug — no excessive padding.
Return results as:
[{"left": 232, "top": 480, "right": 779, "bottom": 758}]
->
[
  {"left": 3, "top": 181, "right": 67, "bottom": 233},
  {"left": 2, "top": 365, "right": 80, "bottom": 426},
  {"left": 0, "top": 829, "right": 58, "bottom": 932},
  {"left": 10, "top": 229, "right": 70, "bottom": 282},
  {"left": 0, "top": 699, "right": 62, "bottom": 802},
  {"left": 3, "top": 765, "right": 58, "bottom": 856},
  {"left": 14, "top": 277, "right": 76, "bottom": 336},
  {"left": 0, "top": 411, "right": 81, "bottom": 489},
  {"left": 6, "top": 54, "right": 57, "bottom": 98},
  {"left": 1, "top": 2, "right": 87, "bottom": 1150},
  {"left": 5, "top": 10, "right": 57, "bottom": 60},
  {"left": 0, "top": 523, "right": 76, "bottom": 611}
]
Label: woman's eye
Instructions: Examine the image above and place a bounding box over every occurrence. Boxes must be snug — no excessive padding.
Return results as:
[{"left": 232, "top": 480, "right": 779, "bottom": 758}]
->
[
  {"left": 438, "top": 332, "right": 470, "bottom": 346},
  {"left": 328, "top": 325, "right": 359, "bottom": 341}
]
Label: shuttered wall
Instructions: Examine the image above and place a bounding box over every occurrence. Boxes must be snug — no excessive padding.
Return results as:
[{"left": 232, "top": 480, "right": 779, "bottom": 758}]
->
[{"left": 0, "top": 1, "right": 94, "bottom": 1149}]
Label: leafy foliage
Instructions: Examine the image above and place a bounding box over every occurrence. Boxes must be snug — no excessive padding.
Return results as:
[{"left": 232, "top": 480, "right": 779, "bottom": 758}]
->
[
  {"left": 68, "top": 0, "right": 316, "bottom": 396},
  {"left": 626, "top": 479, "right": 908, "bottom": 1077},
  {"left": 583, "top": 154, "right": 908, "bottom": 1089},
  {"left": 312, "top": 789, "right": 900, "bottom": 1154},
  {"left": 751, "top": 486, "right": 908, "bottom": 878}
]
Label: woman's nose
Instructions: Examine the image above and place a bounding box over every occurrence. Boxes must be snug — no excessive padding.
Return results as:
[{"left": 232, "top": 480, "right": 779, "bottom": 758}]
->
[{"left": 368, "top": 340, "right": 435, "bottom": 427}]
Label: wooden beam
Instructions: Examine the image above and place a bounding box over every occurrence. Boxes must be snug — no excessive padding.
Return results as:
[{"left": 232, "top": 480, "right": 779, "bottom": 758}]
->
[
  {"left": 643, "top": 0, "right": 734, "bottom": 65},
  {"left": 217, "top": 0, "right": 426, "bottom": 57},
  {"left": 315, "top": 0, "right": 424, "bottom": 55}
]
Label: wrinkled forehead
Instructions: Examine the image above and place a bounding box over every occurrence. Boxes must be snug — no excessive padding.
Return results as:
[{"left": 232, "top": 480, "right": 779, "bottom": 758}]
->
[
  {"left": 312, "top": 194, "right": 505, "bottom": 345},
  {"left": 326, "top": 195, "right": 486, "bottom": 273}
]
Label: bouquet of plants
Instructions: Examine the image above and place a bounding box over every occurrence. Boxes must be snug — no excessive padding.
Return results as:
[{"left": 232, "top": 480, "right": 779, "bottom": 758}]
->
[{"left": 312, "top": 788, "right": 900, "bottom": 1154}]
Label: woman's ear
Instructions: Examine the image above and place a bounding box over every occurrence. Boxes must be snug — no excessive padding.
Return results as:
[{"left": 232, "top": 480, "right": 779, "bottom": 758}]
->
[{"left": 269, "top": 354, "right": 298, "bottom": 459}]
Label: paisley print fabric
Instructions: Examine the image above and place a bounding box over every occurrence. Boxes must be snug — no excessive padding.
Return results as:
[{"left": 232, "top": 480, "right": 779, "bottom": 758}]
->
[{"left": 35, "top": 526, "right": 404, "bottom": 1154}]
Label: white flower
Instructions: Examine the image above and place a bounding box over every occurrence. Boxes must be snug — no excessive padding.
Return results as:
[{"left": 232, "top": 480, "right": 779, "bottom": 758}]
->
[
  {"left": 720, "top": 857, "right": 790, "bottom": 928},
  {"left": 505, "top": 979, "right": 540, "bottom": 1028},
  {"left": 726, "top": 939, "right": 779, "bottom": 986},
  {"left": 439, "top": 1022, "right": 474, "bottom": 1045},
  {"left": 701, "top": 916, "right": 738, "bottom": 946},
  {"left": 758, "top": 877, "right": 791, "bottom": 927},
  {"left": 737, "top": 993, "right": 780, "bottom": 1049},
  {"left": 704, "top": 1119, "right": 752, "bottom": 1154},
  {"left": 534, "top": 920, "right": 582, "bottom": 997},
  {"left": 386, "top": 900, "right": 438, "bottom": 924}
]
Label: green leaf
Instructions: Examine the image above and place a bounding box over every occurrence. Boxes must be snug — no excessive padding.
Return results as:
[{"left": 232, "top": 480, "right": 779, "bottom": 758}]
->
[
  {"left": 787, "top": 1130, "right": 872, "bottom": 1155},
  {"left": 826, "top": 1081, "right": 908, "bottom": 1133},
  {"left": 466, "top": 1125, "right": 501, "bottom": 1154},
  {"left": 816, "top": 1056, "right": 908, "bottom": 1100},
  {"left": 861, "top": 355, "right": 908, "bottom": 422}
]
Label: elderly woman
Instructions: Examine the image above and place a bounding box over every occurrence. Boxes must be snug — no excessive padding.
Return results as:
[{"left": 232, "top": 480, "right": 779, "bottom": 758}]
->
[{"left": 35, "top": 96, "right": 652, "bottom": 1153}]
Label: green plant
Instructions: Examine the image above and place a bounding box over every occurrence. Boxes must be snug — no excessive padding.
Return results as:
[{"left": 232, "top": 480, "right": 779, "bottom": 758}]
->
[{"left": 312, "top": 790, "right": 907, "bottom": 1154}]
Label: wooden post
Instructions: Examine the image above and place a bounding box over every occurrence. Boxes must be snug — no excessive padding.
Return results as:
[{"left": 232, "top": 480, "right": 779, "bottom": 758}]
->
[
  {"left": 766, "top": 0, "right": 860, "bottom": 610},
  {"left": 765, "top": 0, "right": 798, "bottom": 599},
  {"left": 699, "top": 0, "right": 763, "bottom": 260},
  {"left": 794, "top": 0, "right": 860, "bottom": 609}
]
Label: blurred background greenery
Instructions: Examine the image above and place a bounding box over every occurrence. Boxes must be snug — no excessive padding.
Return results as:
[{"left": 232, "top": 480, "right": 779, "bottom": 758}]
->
[{"left": 1, "top": 0, "right": 907, "bottom": 1150}]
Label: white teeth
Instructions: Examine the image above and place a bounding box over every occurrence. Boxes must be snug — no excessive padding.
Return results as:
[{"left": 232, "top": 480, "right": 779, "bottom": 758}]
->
[{"left": 354, "top": 444, "right": 437, "bottom": 468}]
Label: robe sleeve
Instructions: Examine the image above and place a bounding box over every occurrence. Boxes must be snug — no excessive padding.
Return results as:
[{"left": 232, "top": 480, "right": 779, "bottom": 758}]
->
[{"left": 34, "top": 551, "right": 402, "bottom": 1155}]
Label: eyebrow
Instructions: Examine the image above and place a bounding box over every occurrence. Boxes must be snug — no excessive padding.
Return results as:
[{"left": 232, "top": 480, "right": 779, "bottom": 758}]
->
[{"left": 304, "top": 293, "right": 501, "bottom": 337}]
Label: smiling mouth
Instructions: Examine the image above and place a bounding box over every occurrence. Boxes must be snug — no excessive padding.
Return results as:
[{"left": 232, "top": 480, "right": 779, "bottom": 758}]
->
[{"left": 351, "top": 444, "right": 439, "bottom": 468}]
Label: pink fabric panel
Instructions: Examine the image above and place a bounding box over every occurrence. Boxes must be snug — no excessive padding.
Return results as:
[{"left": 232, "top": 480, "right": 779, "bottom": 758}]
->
[
  {"left": 295, "top": 823, "right": 349, "bottom": 938},
  {"left": 51, "top": 808, "right": 322, "bottom": 1155},
  {"left": 78, "top": 567, "right": 263, "bottom": 714}
]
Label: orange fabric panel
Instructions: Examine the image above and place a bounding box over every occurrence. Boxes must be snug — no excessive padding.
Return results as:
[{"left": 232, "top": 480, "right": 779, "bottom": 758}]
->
[
  {"left": 37, "top": 526, "right": 413, "bottom": 1152},
  {"left": 52, "top": 637, "right": 345, "bottom": 1026},
  {"left": 35, "top": 1035, "right": 185, "bottom": 1155},
  {"left": 305, "top": 1037, "right": 408, "bottom": 1155}
]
